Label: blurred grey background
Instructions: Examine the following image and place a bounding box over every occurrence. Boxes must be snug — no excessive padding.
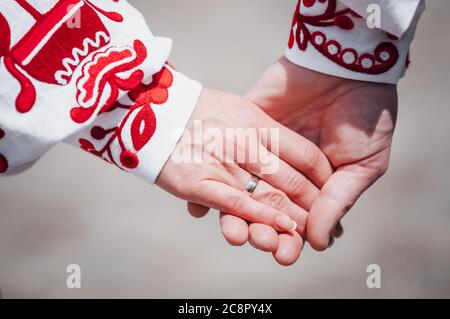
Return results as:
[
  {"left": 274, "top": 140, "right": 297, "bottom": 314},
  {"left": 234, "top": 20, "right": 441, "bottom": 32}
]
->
[{"left": 0, "top": 0, "right": 449, "bottom": 298}]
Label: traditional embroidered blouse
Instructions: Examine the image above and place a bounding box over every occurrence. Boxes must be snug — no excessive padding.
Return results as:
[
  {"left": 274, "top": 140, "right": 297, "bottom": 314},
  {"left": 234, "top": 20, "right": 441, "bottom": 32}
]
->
[{"left": 0, "top": 0, "right": 424, "bottom": 182}]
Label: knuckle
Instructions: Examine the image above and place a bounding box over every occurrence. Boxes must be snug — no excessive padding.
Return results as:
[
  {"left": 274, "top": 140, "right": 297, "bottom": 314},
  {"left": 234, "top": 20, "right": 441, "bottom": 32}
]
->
[
  {"left": 369, "top": 161, "right": 390, "bottom": 180},
  {"left": 377, "top": 162, "right": 389, "bottom": 177},
  {"left": 256, "top": 206, "right": 273, "bottom": 224},
  {"left": 263, "top": 190, "right": 287, "bottom": 209},
  {"left": 286, "top": 173, "right": 308, "bottom": 195},
  {"left": 228, "top": 193, "right": 246, "bottom": 212},
  {"left": 302, "top": 145, "right": 320, "bottom": 171}
]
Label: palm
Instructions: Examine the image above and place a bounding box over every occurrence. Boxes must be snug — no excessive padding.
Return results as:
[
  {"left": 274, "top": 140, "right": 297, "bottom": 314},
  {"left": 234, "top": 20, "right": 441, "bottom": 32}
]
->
[{"left": 246, "top": 57, "right": 397, "bottom": 250}]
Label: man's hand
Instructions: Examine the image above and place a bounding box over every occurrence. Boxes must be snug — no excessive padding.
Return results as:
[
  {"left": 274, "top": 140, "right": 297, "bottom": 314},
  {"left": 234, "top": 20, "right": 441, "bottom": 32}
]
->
[{"left": 220, "top": 57, "right": 397, "bottom": 256}]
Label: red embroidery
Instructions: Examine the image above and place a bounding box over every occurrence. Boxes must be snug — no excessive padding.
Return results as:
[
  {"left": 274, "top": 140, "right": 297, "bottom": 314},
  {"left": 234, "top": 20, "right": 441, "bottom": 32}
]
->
[
  {"left": 70, "top": 39, "right": 147, "bottom": 124},
  {"left": 0, "top": 128, "right": 8, "bottom": 173},
  {"left": 0, "top": 0, "right": 126, "bottom": 113},
  {"left": 79, "top": 66, "right": 174, "bottom": 170},
  {"left": 289, "top": 0, "right": 399, "bottom": 74}
]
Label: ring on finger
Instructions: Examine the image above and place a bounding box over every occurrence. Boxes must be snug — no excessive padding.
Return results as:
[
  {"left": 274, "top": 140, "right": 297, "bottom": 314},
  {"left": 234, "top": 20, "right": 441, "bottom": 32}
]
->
[{"left": 244, "top": 175, "right": 260, "bottom": 197}]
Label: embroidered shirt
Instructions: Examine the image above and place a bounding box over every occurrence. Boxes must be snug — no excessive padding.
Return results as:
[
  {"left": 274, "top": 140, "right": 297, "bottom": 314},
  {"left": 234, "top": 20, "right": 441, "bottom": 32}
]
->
[
  {"left": 0, "top": 0, "right": 201, "bottom": 182},
  {"left": 0, "top": 0, "right": 424, "bottom": 181}
]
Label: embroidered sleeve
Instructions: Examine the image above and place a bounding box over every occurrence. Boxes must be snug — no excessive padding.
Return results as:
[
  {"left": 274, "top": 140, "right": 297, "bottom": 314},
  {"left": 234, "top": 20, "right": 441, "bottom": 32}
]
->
[
  {"left": 0, "top": 0, "right": 201, "bottom": 182},
  {"left": 65, "top": 63, "right": 201, "bottom": 183},
  {"left": 285, "top": 0, "right": 425, "bottom": 84}
]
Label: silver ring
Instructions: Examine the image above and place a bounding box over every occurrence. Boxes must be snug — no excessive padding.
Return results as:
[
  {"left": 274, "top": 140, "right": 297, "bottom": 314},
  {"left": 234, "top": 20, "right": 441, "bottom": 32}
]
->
[{"left": 244, "top": 176, "right": 260, "bottom": 196}]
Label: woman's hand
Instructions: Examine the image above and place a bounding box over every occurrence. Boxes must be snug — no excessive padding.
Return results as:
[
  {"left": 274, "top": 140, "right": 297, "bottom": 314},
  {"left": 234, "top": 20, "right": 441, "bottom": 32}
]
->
[{"left": 157, "top": 88, "right": 333, "bottom": 245}]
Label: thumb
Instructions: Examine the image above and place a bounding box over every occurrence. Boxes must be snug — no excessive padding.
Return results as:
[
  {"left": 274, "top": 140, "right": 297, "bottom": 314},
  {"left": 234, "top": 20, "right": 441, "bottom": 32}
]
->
[{"left": 306, "top": 167, "right": 379, "bottom": 251}]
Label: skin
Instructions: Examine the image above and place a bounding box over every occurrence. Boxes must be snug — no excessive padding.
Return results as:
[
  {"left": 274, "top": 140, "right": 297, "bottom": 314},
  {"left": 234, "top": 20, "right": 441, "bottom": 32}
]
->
[
  {"left": 191, "top": 58, "right": 398, "bottom": 265},
  {"left": 156, "top": 88, "right": 333, "bottom": 237}
]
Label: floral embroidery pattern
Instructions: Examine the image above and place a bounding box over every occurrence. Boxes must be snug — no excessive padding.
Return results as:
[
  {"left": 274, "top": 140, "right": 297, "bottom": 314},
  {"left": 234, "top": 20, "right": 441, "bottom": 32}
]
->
[
  {"left": 288, "top": 0, "right": 399, "bottom": 74},
  {"left": 0, "top": 0, "right": 138, "bottom": 116},
  {"left": 70, "top": 39, "right": 148, "bottom": 124},
  {"left": 79, "top": 66, "right": 174, "bottom": 170}
]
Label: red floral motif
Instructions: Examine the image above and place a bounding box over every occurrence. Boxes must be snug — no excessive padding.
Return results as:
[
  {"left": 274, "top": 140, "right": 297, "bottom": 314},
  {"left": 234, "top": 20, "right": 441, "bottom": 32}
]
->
[
  {"left": 79, "top": 66, "right": 174, "bottom": 170},
  {"left": 288, "top": 0, "right": 399, "bottom": 74},
  {"left": 0, "top": 0, "right": 124, "bottom": 113},
  {"left": 70, "top": 39, "right": 147, "bottom": 124},
  {"left": 0, "top": 128, "right": 8, "bottom": 173}
]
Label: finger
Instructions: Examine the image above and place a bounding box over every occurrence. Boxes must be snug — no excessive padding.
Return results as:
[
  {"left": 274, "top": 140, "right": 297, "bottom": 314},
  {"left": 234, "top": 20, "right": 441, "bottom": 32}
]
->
[
  {"left": 219, "top": 213, "right": 249, "bottom": 246},
  {"left": 248, "top": 223, "right": 279, "bottom": 252},
  {"left": 243, "top": 145, "right": 320, "bottom": 210},
  {"left": 328, "top": 237, "right": 335, "bottom": 248},
  {"left": 197, "top": 180, "right": 297, "bottom": 233},
  {"left": 272, "top": 231, "right": 304, "bottom": 266},
  {"left": 187, "top": 202, "right": 210, "bottom": 218},
  {"left": 262, "top": 122, "right": 334, "bottom": 188},
  {"left": 251, "top": 179, "right": 308, "bottom": 235},
  {"left": 216, "top": 162, "right": 308, "bottom": 232},
  {"left": 307, "top": 167, "right": 376, "bottom": 251},
  {"left": 333, "top": 222, "right": 344, "bottom": 238}
]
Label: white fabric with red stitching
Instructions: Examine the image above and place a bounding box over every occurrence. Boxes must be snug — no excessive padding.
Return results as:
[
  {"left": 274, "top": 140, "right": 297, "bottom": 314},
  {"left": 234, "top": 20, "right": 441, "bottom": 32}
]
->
[
  {"left": 0, "top": 0, "right": 425, "bottom": 181},
  {"left": 0, "top": 0, "right": 201, "bottom": 181},
  {"left": 285, "top": 0, "right": 425, "bottom": 84}
]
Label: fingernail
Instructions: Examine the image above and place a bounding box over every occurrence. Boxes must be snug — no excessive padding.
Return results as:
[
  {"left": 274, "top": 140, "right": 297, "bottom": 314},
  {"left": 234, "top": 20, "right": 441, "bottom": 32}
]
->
[{"left": 276, "top": 215, "right": 297, "bottom": 232}]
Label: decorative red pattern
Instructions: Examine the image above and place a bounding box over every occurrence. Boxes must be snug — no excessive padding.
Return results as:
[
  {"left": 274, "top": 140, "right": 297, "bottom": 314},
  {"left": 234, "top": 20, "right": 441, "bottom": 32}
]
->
[
  {"left": 0, "top": 128, "right": 8, "bottom": 173},
  {"left": 84, "top": 0, "right": 123, "bottom": 22},
  {"left": 0, "top": 0, "right": 124, "bottom": 114},
  {"left": 70, "top": 40, "right": 147, "bottom": 124},
  {"left": 79, "top": 66, "right": 174, "bottom": 170},
  {"left": 288, "top": 0, "right": 399, "bottom": 74},
  {"left": 4, "top": 56, "right": 36, "bottom": 113}
]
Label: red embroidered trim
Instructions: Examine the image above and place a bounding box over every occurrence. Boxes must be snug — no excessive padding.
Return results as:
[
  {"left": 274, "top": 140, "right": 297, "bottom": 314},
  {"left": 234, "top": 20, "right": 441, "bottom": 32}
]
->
[
  {"left": 288, "top": 0, "right": 399, "bottom": 74},
  {"left": 79, "top": 66, "right": 174, "bottom": 170},
  {"left": 0, "top": 128, "right": 8, "bottom": 173}
]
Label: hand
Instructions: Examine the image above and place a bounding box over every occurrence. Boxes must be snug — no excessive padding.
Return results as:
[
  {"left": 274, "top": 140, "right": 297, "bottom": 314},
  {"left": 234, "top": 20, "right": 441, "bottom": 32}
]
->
[
  {"left": 224, "top": 57, "right": 396, "bottom": 252},
  {"left": 157, "top": 88, "right": 333, "bottom": 238}
]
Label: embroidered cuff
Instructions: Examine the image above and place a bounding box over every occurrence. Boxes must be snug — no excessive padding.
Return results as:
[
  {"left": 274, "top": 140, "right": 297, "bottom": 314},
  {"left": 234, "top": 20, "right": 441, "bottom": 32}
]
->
[
  {"left": 65, "top": 65, "right": 202, "bottom": 184},
  {"left": 284, "top": 0, "right": 424, "bottom": 84},
  {"left": 0, "top": 0, "right": 173, "bottom": 174}
]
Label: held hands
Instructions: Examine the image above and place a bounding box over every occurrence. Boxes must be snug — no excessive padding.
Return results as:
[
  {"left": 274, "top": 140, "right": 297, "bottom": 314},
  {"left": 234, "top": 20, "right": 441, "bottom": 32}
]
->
[
  {"left": 157, "top": 88, "right": 333, "bottom": 239},
  {"left": 159, "top": 56, "right": 397, "bottom": 266}
]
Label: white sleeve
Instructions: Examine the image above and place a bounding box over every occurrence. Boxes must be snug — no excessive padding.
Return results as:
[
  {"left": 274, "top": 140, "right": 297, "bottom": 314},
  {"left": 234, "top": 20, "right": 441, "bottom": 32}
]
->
[
  {"left": 340, "top": 0, "right": 423, "bottom": 38},
  {"left": 0, "top": 0, "right": 201, "bottom": 183},
  {"left": 284, "top": 0, "right": 425, "bottom": 84}
]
